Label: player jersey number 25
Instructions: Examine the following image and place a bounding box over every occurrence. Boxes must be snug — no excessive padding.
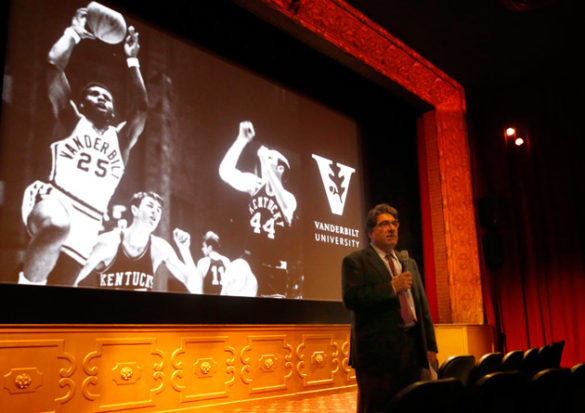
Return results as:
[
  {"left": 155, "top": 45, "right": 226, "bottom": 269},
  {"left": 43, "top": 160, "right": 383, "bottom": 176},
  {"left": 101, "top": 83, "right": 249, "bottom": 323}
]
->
[
  {"left": 76, "top": 152, "right": 109, "bottom": 177},
  {"left": 49, "top": 116, "right": 125, "bottom": 213}
]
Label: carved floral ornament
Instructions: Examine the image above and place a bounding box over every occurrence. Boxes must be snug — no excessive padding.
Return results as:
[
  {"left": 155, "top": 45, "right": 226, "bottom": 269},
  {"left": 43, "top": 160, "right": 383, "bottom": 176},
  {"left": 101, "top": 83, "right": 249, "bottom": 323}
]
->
[
  {"left": 311, "top": 351, "right": 326, "bottom": 366},
  {"left": 193, "top": 358, "right": 217, "bottom": 378},
  {"left": 200, "top": 361, "right": 211, "bottom": 374},
  {"left": 120, "top": 366, "right": 134, "bottom": 381},
  {"left": 15, "top": 373, "right": 32, "bottom": 389},
  {"left": 259, "top": 354, "right": 278, "bottom": 372},
  {"left": 2, "top": 367, "right": 45, "bottom": 395}
]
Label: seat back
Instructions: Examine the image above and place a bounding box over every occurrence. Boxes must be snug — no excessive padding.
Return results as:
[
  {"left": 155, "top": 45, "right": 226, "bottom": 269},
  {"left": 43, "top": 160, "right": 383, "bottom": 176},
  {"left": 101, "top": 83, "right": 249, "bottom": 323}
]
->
[
  {"left": 537, "top": 344, "right": 555, "bottom": 370},
  {"left": 525, "top": 367, "right": 571, "bottom": 413},
  {"left": 567, "top": 363, "right": 585, "bottom": 413},
  {"left": 550, "top": 340, "right": 565, "bottom": 367},
  {"left": 469, "top": 371, "right": 529, "bottom": 413},
  {"left": 438, "top": 355, "right": 476, "bottom": 384},
  {"left": 500, "top": 350, "right": 523, "bottom": 372},
  {"left": 468, "top": 352, "right": 503, "bottom": 386},
  {"left": 390, "top": 377, "right": 465, "bottom": 413},
  {"left": 521, "top": 347, "right": 541, "bottom": 375}
]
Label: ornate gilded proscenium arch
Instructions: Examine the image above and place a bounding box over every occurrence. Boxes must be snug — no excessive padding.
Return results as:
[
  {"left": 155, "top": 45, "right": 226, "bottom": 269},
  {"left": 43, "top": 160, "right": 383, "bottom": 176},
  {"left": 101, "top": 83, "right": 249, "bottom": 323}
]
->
[{"left": 238, "top": 0, "right": 483, "bottom": 323}]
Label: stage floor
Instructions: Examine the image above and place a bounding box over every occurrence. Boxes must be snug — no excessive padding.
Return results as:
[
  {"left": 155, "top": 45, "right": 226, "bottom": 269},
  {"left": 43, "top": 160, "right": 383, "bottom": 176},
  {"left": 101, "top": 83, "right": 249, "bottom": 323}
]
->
[{"left": 216, "top": 389, "right": 357, "bottom": 413}]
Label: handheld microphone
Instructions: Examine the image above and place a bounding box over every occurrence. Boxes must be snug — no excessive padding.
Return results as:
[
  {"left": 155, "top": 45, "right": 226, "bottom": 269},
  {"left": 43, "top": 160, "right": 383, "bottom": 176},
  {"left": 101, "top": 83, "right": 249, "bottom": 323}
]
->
[{"left": 398, "top": 250, "right": 409, "bottom": 273}]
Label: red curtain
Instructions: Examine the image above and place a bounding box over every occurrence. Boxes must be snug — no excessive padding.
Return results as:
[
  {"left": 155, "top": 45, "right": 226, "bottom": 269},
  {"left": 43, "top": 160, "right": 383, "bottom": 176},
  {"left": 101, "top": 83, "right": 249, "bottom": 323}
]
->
[{"left": 471, "top": 69, "right": 585, "bottom": 368}]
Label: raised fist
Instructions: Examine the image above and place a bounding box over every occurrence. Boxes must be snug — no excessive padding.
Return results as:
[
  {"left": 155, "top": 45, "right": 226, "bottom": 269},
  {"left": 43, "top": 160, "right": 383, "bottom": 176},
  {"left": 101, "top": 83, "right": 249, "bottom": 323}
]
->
[
  {"left": 238, "top": 121, "right": 255, "bottom": 142},
  {"left": 124, "top": 26, "right": 140, "bottom": 58},
  {"left": 173, "top": 228, "right": 191, "bottom": 249}
]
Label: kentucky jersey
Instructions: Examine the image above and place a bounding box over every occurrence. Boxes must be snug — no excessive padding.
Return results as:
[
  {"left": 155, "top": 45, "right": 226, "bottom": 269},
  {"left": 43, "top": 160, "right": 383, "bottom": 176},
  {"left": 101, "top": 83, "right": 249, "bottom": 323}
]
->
[
  {"left": 245, "top": 182, "right": 299, "bottom": 297},
  {"left": 99, "top": 233, "right": 155, "bottom": 291},
  {"left": 248, "top": 183, "right": 287, "bottom": 243},
  {"left": 49, "top": 115, "right": 125, "bottom": 213},
  {"left": 203, "top": 257, "right": 226, "bottom": 295}
]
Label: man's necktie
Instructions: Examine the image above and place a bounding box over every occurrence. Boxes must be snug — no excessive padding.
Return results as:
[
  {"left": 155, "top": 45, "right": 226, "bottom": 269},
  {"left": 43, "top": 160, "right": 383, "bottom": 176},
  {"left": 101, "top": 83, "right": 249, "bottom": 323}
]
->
[{"left": 386, "top": 254, "right": 416, "bottom": 325}]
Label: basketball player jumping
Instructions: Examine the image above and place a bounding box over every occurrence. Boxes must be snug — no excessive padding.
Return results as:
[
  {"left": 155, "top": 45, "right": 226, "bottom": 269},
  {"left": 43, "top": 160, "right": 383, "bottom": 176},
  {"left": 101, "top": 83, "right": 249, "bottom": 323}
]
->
[
  {"left": 20, "top": 7, "right": 148, "bottom": 285},
  {"left": 218, "top": 120, "right": 297, "bottom": 297},
  {"left": 74, "top": 191, "right": 201, "bottom": 292}
]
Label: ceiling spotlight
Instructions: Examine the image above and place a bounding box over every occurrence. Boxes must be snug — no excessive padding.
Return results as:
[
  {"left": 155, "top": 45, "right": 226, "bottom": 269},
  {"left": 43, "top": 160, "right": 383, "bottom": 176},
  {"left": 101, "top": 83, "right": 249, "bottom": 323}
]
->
[
  {"left": 514, "top": 137, "right": 525, "bottom": 146},
  {"left": 505, "top": 127, "right": 516, "bottom": 137}
]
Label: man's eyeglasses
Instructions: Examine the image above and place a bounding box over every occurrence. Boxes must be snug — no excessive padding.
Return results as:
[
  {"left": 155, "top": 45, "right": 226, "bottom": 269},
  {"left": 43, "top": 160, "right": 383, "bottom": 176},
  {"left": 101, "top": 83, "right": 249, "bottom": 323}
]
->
[{"left": 377, "top": 220, "right": 399, "bottom": 228}]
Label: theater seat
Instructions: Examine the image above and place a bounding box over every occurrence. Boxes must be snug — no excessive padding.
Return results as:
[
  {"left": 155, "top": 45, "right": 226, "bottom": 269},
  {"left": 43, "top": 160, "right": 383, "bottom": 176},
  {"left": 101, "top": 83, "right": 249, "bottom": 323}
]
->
[
  {"left": 521, "top": 347, "right": 541, "bottom": 375},
  {"left": 468, "top": 371, "right": 529, "bottom": 413},
  {"left": 467, "top": 352, "right": 503, "bottom": 386},
  {"left": 438, "top": 354, "right": 476, "bottom": 385},
  {"left": 389, "top": 377, "right": 465, "bottom": 413},
  {"left": 500, "top": 350, "right": 523, "bottom": 372},
  {"left": 524, "top": 367, "right": 571, "bottom": 413},
  {"left": 550, "top": 340, "right": 565, "bottom": 367},
  {"left": 537, "top": 344, "right": 555, "bottom": 370},
  {"left": 567, "top": 363, "right": 585, "bottom": 413}
]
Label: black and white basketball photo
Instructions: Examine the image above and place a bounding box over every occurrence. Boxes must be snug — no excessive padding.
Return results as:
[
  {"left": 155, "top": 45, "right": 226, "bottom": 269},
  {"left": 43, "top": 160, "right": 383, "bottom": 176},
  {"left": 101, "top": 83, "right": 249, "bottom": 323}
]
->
[{"left": 0, "top": 0, "right": 364, "bottom": 301}]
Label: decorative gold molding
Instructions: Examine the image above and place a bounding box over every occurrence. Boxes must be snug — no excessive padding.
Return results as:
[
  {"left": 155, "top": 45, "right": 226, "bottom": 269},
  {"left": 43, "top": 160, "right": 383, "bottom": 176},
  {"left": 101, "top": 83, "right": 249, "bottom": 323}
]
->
[
  {"left": 4, "top": 368, "right": 42, "bottom": 394},
  {"left": 170, "top": 335, "right": 234, "bottom": 402},
  {"left": 80, "top": 337, "right": 164, "bottom": 412},
  {"left": 0, "top": 324, "right": 494, "bottom": 411},
  {"left": 0, "top": 338, "right": 75, "bottom": 407}
]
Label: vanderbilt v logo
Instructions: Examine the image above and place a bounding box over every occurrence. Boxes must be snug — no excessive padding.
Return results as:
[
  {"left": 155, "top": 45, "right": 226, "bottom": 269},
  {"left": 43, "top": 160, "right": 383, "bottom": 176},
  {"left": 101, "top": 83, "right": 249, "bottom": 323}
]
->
[{"left": 312, "top": 154, "right": 356, "bottom": 216}]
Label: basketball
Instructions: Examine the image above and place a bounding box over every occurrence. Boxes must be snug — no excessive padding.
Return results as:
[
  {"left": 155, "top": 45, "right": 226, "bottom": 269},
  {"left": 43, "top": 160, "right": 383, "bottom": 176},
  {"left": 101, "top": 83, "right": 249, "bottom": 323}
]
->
[{"left": 86, "top": 1, "right": 127, "bottom": 44}]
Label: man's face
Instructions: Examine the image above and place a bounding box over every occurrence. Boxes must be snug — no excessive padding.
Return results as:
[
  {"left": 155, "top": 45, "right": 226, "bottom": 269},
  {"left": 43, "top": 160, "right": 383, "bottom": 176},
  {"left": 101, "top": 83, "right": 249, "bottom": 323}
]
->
[
  {"left": 201, "top": 241, "right": 212, "bottom": 257},
  {"left": 133, "top": 196, "right": 162, "bottom": 231},
  {"left": 368, "top": 212, "right": 399, "bottom": 252},
  {"left": 81, "top": 86, "right": 115, "bottom": 121}
]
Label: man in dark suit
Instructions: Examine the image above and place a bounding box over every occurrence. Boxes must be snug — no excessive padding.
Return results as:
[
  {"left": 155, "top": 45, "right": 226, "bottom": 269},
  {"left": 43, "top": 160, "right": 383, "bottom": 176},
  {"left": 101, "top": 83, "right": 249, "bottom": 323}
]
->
[{"left": 342, "top": 203, "right": 438, "bottom": 413}]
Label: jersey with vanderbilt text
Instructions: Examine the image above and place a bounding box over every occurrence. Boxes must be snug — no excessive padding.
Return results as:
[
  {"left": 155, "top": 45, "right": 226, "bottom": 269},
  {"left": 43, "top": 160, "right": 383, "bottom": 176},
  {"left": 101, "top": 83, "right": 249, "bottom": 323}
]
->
[
  {"left": 99, "top": 233, "right": 155, "bottom": 291},
  {"left": 49, "top": 115, "right": 125, "bottom": 213}
]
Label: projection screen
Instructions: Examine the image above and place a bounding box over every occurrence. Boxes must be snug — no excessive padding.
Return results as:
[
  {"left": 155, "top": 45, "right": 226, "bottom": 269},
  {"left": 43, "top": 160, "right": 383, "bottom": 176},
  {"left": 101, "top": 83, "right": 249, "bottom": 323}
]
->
[{"left": 0, "top": 0, "right": 366, "bottom": 302}]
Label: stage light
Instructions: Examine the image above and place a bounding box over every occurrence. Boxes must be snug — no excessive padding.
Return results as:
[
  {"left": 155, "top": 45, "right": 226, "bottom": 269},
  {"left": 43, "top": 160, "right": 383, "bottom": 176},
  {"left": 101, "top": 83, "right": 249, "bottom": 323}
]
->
[
  {"left": 505, "top": 127, "right": 516, "bottom": 137},
  {"left": 514, "top": 137, "right": 525, "bottom": 146}
]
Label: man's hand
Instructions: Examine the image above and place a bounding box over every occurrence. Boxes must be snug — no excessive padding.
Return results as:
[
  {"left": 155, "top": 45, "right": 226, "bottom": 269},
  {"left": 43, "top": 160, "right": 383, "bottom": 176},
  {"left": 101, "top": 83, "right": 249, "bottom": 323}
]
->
[
  {"left": 428, "top": 351, "right": 438, "bottom": 371},
  {"left": 391, "top": 271, "right": 413, "bottom": 293},
  {"left": 71, "top": 8, "right": 95, "bottom": 40},
  {"left": 238, "top": 121, "right": 255, "bottom": 142},
  {"left": 428, "top": 351, "right": 438, "bottom": 365},
  {"left": 173, "top": 228, "right": 191, "bottom": 249},
  {"left": 124, "top": 26, "right": 140, "bottom": 58}
]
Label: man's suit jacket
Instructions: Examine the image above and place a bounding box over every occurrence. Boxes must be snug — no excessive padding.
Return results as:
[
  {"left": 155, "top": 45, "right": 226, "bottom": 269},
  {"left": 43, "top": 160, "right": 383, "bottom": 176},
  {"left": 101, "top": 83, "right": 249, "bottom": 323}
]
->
[{"left": 342, "top": 245, "right": 437, "bottom": 371}]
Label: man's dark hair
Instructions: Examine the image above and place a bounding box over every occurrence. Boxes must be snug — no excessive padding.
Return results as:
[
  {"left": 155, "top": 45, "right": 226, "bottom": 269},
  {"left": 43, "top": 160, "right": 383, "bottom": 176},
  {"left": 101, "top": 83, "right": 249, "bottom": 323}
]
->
[
  {"left": 203, "top": 231, "right": 220, "bottom": 250},
  {"left": 129, "top": 191, "right": 164, "bottom": 209},
  {"left": 366, "top": 203, "right": 399, "bottom": 233},
  {"left": 79, "top": 81, "right": 114, "bottom": 104}
]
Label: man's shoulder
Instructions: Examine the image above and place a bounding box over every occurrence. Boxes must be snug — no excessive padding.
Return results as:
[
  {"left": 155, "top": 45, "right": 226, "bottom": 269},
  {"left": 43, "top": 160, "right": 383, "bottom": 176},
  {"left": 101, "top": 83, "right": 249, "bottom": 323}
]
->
[
  {"left": 98, "top": 228, "right": 123, "bottom": 244},
  {"left": 343, "top": 246, "right": 372, "bottom": 261},
  {"left": 150, "top": 235, "right": 173, "bottom": 254}
]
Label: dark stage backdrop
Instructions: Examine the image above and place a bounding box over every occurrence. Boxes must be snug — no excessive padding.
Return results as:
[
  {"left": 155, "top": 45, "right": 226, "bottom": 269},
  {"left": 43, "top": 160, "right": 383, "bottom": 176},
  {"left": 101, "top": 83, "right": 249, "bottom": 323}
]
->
[{"left": 0, "top": 0, "right": 423, "bottom": 323}]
